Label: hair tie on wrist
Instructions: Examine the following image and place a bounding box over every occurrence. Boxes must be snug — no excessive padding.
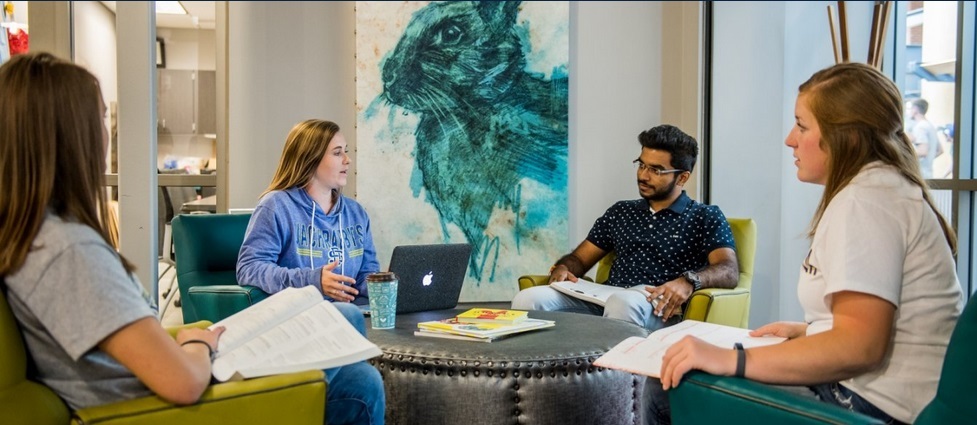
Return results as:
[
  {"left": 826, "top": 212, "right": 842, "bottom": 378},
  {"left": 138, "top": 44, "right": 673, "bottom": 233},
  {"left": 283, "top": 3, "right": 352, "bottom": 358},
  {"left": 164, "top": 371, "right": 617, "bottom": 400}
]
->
[
  {"left": 181, "top": 339, "right": 215, "bottom": 361},
  {"left": 734, "top": 342, "right": 746, "bottom": 378}
]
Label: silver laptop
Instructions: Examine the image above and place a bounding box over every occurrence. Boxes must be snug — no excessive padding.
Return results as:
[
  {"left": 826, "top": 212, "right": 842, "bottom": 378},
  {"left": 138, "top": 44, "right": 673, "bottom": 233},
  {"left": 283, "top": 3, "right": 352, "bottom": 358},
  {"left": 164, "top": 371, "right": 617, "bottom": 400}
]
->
[{"left": 386, "top": 243, "right": 472, "bottom": 314}]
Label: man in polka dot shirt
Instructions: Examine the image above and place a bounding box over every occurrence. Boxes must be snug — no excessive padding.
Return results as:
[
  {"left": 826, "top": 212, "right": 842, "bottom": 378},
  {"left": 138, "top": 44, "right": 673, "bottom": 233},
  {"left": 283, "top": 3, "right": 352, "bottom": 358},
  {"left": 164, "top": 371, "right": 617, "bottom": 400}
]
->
[{"left": 512, "top": 125, "right": 739, "bottom": 330}]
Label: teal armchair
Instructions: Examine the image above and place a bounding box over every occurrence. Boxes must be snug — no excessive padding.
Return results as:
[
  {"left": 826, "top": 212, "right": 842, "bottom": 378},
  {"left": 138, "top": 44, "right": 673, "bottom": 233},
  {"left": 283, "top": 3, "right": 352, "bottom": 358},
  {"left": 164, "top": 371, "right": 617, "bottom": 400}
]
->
[
  {"left": 171, "top": 213, "right": 268, "bottom": 323},
  {"left": 668, "top": 297, "right": 977, "bottom": 424}
]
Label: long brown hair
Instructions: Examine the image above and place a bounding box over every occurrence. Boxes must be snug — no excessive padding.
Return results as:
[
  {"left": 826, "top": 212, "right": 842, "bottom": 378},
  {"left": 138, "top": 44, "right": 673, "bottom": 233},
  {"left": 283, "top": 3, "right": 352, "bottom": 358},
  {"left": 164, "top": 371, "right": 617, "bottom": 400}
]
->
[
  {"left": 0, "top": 52, "right": 133, "bottom": 275},
  {"left": 800, "top": 62, "right": 955, "bottom": 251},
  {"left": 261, "top": 119, "right": 341, "bottom": 199}
]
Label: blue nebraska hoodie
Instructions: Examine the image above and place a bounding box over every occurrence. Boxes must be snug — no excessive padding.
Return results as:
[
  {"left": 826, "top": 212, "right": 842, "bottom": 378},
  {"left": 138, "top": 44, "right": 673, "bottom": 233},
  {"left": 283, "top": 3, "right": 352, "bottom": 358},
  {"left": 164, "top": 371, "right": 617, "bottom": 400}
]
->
[{"left": 236, "top": 187, "right": 379, "bottom": 303}]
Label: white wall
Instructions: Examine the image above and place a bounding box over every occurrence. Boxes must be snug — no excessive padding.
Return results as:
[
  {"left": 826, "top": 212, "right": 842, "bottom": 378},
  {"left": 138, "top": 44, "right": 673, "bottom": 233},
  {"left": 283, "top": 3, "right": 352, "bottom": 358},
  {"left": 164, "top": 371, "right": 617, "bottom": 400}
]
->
[
  {"left": 711, "top": 1, "right": 876, "bottom": 326},
  {"left": 226, "top": 1, "right": 356, "bottom": 209},
  {"left": 226, "top": 1, "right": 661, "bottom": 250},
  {"left": 73, "top": 1, "right": 118, "bottom": 117},
  {"left": 570, "top": 1, "right": 662, "bottom": 245}
]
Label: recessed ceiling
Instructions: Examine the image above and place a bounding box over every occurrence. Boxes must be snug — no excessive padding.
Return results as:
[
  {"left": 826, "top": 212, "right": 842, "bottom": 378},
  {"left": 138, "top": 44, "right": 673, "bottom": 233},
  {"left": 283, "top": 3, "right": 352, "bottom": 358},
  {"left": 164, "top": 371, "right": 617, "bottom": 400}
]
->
[{"left": 100, "top": 1, "right": 215, "bottom": 30}]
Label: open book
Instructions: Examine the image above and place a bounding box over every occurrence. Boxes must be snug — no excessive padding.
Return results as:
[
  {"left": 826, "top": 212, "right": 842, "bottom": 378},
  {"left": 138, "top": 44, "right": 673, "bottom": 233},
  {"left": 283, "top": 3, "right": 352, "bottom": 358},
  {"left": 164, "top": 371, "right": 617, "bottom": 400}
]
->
[
  {"left": 550, "top": 280, "right": 630, "bottom": 306},
  {"left": 594, "top": 320, "right": 786, "bottom": 378},
  {"left": 207, "top": 285, "right": 382, "bottom": 382}
]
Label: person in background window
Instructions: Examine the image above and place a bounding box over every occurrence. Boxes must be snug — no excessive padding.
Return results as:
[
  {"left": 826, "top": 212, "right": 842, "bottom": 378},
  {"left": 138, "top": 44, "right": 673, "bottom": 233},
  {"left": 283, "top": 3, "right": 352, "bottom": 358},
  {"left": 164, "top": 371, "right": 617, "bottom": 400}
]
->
[
  {"left": 0, "top": 52, "right": 223, "bottom": 410},
  {"left": 236, "top": 119, "right": 384, "bottom": 425},
  {"left": 908, "top": 98, "right": 941, "bottom": 178},
  {"left": 656, "top": 62, "right": 963, "bottom": 425}
]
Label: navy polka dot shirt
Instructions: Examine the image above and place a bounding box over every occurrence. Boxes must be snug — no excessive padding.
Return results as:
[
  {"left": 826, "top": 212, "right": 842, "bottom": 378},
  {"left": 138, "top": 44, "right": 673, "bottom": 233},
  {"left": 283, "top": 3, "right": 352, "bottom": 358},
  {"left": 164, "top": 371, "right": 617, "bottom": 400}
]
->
[{"left": 586, "top": 192, "right": 736, "bottom": 289}]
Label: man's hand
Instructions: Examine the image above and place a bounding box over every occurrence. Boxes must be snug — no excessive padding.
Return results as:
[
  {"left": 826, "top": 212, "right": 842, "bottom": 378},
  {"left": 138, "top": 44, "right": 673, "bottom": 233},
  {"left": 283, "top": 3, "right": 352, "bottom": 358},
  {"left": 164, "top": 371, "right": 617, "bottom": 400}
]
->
[
  {"left": 644, "top": 278, "right": 694, "bottom": 320},
  {"left": 548, "top": 264, "right": 579, "bottom": 284}
]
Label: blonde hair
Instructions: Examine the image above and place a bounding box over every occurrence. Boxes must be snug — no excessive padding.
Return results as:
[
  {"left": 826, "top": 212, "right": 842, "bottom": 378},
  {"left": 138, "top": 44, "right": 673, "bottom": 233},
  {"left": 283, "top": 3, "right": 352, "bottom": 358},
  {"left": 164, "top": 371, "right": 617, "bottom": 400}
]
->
[
  {"left": 261, "top": 119, "right": 342, "bottom": 199},
  {"left": 800, "top": 62, "right": 955, "bottom": 251},
  {"left": 0, "top": 52, "right": 132, "bottom": 275}
]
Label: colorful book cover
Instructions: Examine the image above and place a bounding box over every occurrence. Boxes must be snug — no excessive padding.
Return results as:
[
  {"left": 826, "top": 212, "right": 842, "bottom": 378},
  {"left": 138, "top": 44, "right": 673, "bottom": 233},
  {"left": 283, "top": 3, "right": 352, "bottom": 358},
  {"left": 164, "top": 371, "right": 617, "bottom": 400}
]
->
[
  {"left": 456, "top": 308, "right": 528, "bottom": 324},
  {"left": 417, "top": 317, "right": 554, "bottom": 339}
]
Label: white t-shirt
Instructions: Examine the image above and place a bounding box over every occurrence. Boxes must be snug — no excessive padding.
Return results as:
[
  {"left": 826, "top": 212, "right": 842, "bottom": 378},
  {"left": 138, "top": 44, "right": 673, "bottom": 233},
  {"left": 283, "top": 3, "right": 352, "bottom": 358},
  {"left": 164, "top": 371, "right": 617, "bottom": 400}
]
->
[{"left": 797, "top": 162, "right": 963, "bottom": 423}]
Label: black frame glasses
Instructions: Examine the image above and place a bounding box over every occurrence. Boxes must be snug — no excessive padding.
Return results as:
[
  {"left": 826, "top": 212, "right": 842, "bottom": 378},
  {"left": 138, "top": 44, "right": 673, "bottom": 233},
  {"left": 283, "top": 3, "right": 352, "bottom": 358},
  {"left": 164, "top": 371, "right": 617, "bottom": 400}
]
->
[{"left": 632, "top": 160, "right": 685, "bottom": 176}]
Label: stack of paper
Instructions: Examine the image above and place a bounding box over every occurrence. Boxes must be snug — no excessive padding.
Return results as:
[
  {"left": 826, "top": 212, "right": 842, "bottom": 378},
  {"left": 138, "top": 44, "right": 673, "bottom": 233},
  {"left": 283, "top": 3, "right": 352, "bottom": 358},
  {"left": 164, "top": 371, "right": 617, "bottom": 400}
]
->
[{"left": 415, "top": 315, "right": 555, "bottom": 342}]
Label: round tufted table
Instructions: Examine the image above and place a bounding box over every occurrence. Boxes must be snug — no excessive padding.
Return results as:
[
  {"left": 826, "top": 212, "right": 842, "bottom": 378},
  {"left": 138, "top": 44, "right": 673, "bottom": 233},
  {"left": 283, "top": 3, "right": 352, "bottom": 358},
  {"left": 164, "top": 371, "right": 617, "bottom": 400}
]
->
[{"left": 366, "top": 309, "right": 651, "bottom": 425}]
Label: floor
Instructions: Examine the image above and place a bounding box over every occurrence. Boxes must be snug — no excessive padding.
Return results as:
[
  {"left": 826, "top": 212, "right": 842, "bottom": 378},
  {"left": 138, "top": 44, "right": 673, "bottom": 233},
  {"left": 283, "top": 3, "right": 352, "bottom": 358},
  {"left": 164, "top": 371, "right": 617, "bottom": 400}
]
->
[{"left": 157, "top": 260, "right": 185, "bottom": 327}]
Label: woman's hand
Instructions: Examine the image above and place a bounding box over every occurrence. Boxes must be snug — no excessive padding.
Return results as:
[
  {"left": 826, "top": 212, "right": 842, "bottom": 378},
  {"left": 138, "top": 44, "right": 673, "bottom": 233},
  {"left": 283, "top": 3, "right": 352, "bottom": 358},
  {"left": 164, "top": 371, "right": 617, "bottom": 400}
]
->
[
  {"left": 320, "top": 261, "right": 357, "bottom": 302},
  {"left": 659, "top": 335, "right": 738, "bottom": 390},
  {"left": 750, "top": 321, "right": 808, "bottom": 339},
  {"left": 175, "top": 326, "right": 225, "bottom": 353}
]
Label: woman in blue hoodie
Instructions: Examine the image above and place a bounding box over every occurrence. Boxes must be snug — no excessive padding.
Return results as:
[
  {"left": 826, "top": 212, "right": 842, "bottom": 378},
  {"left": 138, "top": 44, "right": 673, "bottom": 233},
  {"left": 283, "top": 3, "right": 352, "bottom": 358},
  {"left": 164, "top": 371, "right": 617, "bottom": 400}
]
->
[{"left": 237, "top": 119, "right": 384, "bottom": 425}]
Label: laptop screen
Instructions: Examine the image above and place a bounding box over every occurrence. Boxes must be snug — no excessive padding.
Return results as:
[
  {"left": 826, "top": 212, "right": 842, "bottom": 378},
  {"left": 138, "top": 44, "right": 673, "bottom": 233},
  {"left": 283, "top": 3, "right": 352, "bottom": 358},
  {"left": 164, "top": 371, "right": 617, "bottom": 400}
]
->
[{"left": 386, "top": 243, "right": 472, "bottom": 314}]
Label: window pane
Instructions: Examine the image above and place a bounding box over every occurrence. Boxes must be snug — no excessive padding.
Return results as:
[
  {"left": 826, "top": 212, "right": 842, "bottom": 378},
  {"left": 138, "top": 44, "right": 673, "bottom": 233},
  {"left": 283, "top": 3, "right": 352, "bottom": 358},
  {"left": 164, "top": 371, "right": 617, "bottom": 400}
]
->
[
  {"left": 931, "top": 189, "right": 953, "bottom": 222},
  {"left": 902, "top": 1, "right": 957, "bottom": 180}
]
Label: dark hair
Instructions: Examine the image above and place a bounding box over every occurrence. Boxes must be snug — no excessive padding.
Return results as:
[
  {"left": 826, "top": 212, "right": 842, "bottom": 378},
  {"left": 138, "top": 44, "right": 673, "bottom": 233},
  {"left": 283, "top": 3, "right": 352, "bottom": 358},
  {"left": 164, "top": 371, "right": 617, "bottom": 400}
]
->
[
  {"left": 637, "top": 124, "right": 698, "bottom": 171},
  {"left": 911, "top": 98, "right": 929, "bottom": 115},
  {"left": 0, "top": 52, "right": 132, "bottom": 275}
]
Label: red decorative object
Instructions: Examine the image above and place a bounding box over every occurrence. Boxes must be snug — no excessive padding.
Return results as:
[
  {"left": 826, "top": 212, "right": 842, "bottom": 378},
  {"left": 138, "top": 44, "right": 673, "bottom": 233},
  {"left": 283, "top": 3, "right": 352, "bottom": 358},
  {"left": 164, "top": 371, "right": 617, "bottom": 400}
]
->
[{"left": 7, "top": 28, "right": 27, "bottom": 55}]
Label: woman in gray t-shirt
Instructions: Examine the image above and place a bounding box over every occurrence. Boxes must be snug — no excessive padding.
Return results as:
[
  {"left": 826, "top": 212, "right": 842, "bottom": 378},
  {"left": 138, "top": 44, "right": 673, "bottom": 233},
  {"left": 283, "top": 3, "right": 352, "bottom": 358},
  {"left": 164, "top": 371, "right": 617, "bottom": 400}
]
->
[{"left": 0, "top": 53, "right": 224, "bottom": 410}]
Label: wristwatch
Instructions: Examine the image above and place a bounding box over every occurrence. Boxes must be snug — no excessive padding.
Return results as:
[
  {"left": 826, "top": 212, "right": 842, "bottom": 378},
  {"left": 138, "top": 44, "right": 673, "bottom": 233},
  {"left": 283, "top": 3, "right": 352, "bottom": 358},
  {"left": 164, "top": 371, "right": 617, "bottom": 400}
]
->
[{"left": 681, "top": 271, "right": 702, "bottom": 291}]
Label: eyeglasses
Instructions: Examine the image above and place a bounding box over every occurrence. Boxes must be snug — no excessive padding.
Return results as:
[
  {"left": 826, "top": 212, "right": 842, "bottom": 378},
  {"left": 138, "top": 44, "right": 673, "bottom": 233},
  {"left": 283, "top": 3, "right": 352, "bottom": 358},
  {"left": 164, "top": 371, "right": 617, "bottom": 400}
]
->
[{"left": 632, "top": 160, "right": 685, "bottom": 176}]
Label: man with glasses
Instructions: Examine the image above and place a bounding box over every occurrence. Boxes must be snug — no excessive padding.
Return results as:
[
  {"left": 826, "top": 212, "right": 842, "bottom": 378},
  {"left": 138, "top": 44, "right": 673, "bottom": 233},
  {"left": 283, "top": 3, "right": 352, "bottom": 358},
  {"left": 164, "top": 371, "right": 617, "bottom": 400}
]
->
[{"left": 511, "top": 125, "right": 739, "bottom": 330}]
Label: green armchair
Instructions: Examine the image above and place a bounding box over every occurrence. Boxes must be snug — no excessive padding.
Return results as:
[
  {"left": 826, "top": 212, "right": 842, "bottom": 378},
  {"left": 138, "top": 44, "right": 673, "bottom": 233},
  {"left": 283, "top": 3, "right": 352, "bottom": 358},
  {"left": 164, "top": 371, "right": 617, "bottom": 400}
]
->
[
  {"left": 517, "top": 217, "right": 756, "bottom": 328},
  {"left": 171, "top": 213, "right": 268, "bottom": 323},
  {"left": 668, "top": 297, "right": 977, "bottom": 424},
  {"left": 0, "top": 286, "right": 326, "bottom": 425}
]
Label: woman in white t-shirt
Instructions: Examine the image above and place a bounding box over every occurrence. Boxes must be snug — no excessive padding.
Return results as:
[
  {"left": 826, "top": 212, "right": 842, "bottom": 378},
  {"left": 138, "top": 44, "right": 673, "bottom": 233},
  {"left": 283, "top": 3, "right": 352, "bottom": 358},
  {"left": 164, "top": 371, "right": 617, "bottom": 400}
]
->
[{"left": 658, "top": 62, "right": 963, "bottom": 424}]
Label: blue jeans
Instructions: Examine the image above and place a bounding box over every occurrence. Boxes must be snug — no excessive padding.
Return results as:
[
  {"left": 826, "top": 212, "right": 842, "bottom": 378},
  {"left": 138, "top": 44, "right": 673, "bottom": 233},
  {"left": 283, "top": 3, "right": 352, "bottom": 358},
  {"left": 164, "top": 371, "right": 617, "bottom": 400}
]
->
[
  {"left": 809, "top": 383, "right": 906, "bottom": 425},
  {"left": 324, "top": 303, "right": 386, "bottom": 425},
  {"left": 511, "top": 285, "right": 680, "bottom": 330}
]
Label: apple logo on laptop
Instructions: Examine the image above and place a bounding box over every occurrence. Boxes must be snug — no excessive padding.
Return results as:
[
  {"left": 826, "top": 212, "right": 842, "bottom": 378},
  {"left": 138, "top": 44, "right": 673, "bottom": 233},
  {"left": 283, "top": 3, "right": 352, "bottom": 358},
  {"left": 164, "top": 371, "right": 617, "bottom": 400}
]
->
[{"left": 422, "top": 271, "right": 434, "bottom": 286}]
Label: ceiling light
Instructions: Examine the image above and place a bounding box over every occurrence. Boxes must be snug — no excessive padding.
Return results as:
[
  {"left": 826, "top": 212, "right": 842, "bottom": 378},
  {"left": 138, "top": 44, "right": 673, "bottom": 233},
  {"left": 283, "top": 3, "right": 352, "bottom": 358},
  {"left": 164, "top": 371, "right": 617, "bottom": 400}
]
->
[{"left": 156, "top": 1, "right": 187, "bottom": 15}]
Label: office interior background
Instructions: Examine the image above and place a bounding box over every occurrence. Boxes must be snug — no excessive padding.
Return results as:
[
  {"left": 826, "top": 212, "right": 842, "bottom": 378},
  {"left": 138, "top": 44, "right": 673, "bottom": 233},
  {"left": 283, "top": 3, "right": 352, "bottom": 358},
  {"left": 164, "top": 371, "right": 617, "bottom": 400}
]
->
[{"left": 5, "top": 1, "right": 974, "bottom": 328}]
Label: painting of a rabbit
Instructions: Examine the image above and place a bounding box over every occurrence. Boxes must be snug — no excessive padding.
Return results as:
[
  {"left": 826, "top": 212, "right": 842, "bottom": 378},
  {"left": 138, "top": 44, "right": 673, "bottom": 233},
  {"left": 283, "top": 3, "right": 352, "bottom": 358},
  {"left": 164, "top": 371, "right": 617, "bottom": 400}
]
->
[{"left": 356, "top": 1, "right": 568, "bottom": 301}]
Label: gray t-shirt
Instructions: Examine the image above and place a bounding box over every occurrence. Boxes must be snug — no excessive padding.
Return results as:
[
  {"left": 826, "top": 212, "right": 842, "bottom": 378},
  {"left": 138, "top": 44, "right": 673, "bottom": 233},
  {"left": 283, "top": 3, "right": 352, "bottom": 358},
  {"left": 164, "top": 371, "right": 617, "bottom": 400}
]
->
[{"left": 5, "top": 214, "right": 156, "bottom": 409}]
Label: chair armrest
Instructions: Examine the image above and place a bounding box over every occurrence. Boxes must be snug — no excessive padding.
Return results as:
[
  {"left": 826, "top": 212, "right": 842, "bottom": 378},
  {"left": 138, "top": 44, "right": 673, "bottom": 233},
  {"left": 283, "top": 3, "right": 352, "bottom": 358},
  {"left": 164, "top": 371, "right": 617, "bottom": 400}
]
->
[
  {"left": 669, "top": 371, "right": 883, "bottom": 425},
  {"left": 518, "top": 275, "right": 550, "bottom": 290},
  {"left": 187, "top": 285, "right": 269, "bottom": 323},
  {"left": 71, "top": 370, "right": 326, "bottom": 425},
  {"left": 165, "top": 321, "right": 212, "bottom": 338},
  {"left": 684, "top": 287, "right": 751, "bottom": 328}
]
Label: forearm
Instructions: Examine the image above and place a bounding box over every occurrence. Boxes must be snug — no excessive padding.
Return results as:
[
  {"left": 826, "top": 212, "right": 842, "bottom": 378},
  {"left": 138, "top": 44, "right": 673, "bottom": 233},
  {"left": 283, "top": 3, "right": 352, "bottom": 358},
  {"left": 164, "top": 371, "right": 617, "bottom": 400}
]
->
[
  {"left": 236, "top": 258, "right": 319, "bottom": 293},
  {"left": 698, "top": 258, "right": 739, "bottom": 289},
  {"left": 553, "top": 253, "right": 587, "bottom": 277},
  {"left": 741, "top": 329, "right": 881, "bottom": 385}
]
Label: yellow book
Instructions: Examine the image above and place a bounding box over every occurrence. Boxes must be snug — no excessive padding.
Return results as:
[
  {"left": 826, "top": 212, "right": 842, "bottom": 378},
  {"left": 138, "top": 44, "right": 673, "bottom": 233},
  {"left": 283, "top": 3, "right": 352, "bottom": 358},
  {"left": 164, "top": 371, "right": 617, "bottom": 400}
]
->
[
  {"left": 417, "top": 317, "right": 555, "bottom": 339},
  {"left": 456, "top": 308, "right": 528, "bottom": 324}
]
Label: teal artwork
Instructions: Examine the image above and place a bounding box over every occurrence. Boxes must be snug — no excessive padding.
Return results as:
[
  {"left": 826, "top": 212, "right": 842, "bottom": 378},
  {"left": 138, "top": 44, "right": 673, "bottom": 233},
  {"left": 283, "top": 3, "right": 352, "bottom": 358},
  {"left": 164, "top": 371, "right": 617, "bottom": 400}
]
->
[{"left": 356, "top": 1, "right": 568, "bottom": 302}]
